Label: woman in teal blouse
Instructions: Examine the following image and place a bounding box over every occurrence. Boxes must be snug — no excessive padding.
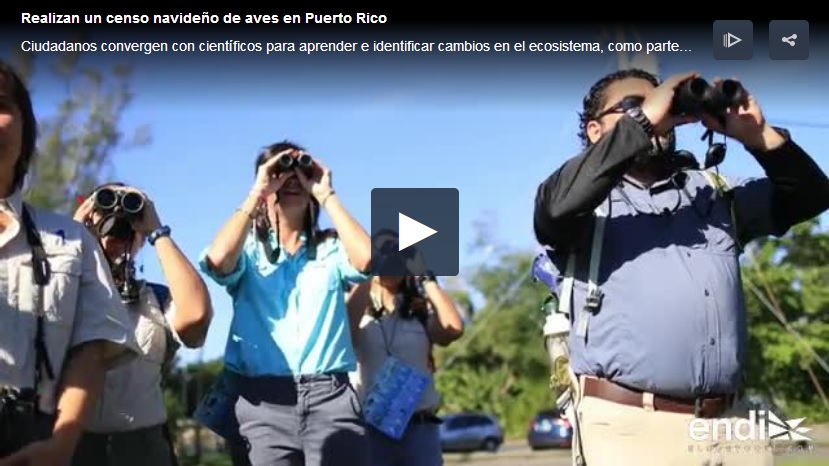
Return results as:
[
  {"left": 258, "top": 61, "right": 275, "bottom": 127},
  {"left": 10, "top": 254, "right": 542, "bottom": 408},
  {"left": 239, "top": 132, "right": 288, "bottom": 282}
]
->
[{"left": 200, "top": 141, "right": 372, "bottom": 466}]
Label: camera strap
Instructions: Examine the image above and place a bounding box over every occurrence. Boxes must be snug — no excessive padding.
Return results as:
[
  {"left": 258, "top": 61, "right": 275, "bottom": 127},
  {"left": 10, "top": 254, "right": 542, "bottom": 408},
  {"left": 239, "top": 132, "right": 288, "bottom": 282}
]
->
[{"left": 19, "top": 204, "right": 55, "bottom": 397}]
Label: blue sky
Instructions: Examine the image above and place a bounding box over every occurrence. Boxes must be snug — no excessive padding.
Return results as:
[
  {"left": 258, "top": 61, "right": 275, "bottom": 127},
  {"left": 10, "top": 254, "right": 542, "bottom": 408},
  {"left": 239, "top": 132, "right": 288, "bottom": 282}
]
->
[{"left": 15, "top": 47, "right": 829, "bottom": 364}]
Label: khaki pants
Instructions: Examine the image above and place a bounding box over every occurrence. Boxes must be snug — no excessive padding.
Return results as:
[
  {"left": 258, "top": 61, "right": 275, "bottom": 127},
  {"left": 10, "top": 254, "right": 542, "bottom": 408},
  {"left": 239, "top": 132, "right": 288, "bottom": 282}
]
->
[{"left": 573, "top": 378, "right": 774, "bottom": 466}]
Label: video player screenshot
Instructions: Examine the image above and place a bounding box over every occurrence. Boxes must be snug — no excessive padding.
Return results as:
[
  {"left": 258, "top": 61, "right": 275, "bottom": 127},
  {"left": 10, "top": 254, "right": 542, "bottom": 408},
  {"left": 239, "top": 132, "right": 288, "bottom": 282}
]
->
[{"left": 0, "top": 9, "right": 827, "bottom": 466}]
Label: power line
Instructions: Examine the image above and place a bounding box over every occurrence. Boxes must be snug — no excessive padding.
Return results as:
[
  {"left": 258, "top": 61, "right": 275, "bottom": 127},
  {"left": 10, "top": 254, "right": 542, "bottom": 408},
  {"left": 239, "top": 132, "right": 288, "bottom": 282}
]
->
[
  {"left": 744, "top": 247, "right": 829, "bottom": 377},
  {"left": 769, "top": 119, "right": 829, "bottom": 130},
  {"left": 743, "top": 278, "right": 829, "bottom": 376}
]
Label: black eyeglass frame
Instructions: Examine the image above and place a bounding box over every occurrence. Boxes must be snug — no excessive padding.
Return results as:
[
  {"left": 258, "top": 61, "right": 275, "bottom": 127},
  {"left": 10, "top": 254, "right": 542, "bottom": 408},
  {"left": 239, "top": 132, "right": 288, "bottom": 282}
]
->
[{"left": 592, "top": 95, "right": 646, "bottom": 121}]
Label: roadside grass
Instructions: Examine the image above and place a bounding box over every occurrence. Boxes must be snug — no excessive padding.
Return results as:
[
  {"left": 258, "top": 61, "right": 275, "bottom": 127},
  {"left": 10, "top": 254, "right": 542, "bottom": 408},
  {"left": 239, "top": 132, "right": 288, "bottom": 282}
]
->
[{"left": 776, "top": 459, "right": 829, "bottom": 466}]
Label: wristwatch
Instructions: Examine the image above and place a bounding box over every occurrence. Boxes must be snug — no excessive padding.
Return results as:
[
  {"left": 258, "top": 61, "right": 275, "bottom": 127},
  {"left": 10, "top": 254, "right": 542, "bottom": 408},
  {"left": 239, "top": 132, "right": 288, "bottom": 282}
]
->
[
  {"left": 148, "top": 225, "right": 171, "bottom": 246},
  {"left": 625, "top": 106, "right": 655, "bottom": 138}
]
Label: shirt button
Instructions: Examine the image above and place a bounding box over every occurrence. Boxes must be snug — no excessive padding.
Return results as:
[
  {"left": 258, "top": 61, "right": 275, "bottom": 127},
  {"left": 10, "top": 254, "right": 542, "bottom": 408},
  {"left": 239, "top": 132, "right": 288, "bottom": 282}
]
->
[
  {"left": 709, "top": 338, "right": 716, "bottom": 346},
  {"left": 686, "top": 252, "right": 691, "bottom": 257},
  {"left": 704, "top": 289, "right": 710, "bottom": 297}
]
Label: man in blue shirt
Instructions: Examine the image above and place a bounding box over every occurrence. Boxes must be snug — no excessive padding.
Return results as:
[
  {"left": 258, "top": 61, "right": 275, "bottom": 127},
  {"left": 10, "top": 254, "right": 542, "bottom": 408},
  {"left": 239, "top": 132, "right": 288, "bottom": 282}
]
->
[
  {"left": 534, "top": 69, "right": 829, "bottom": 466},
  {"left": 200, "top": 141, "right": 372, "bottom": 466}
]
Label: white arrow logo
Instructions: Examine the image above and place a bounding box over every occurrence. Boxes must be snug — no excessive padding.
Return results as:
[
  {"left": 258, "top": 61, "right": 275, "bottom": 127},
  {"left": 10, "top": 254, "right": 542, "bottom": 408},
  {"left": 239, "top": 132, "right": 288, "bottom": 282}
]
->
[
  {"left": 398, "top": 213, "right": 437, "bottom": 251},
  {"left": 724, "top": 32, "right": 742, "bottom": 48},
  {"left": 767, "top": 411, "right": 812, "bottom": 442}
]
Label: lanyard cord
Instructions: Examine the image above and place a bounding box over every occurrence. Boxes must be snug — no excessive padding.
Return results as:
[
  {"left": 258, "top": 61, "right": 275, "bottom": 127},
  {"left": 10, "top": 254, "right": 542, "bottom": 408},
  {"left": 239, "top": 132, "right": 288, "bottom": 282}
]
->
[
  {"left": 615, "top": 173, "right": 715, "bottom": 219},
  {"left": 19, "top": 204, "right": 55, "bottom": 398},
  {"left": 371, "top": 289, "right": 399, "bottom": 356}
]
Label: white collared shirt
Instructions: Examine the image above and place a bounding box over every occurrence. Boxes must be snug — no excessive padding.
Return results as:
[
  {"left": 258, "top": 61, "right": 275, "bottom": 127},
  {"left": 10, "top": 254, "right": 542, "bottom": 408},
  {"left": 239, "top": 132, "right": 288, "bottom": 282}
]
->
[
  {"left": 86, "top": 284, "right": 183, "bottom": 432},
  {"left": 0, "top": 189, "right": 138, "bottom": 413}
]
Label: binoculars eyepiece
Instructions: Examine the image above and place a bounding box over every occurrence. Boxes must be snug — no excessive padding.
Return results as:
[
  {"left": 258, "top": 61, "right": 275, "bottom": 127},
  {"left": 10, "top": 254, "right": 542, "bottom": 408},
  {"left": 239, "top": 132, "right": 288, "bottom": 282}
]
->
[
  {"left": 94, "top": 188, "right": 144, "bottom": 215},
  {"left": 275, "top": 153, "right": 314, "bottom": 174},
  {"left": 671, "top": 78, "right": 747, "bottom": 116}
]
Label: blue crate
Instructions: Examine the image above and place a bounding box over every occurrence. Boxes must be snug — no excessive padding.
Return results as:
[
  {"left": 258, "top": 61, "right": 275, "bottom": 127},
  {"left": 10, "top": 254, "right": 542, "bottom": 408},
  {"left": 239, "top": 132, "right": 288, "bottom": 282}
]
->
[{"left": 363, "top": 356, "right": 430, "bottom": 439}]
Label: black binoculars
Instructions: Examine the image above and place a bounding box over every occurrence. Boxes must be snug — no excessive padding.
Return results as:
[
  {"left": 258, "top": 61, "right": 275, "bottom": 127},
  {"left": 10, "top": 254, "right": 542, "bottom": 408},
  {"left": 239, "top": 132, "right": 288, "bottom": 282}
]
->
[
  {"left": 0, "top": 388, "right": 38, "bottom": 456},
  {"left": 94, "top": 188, "right": 144, "bottom": 215},
  {"left": 274, "top": 153, "right": 314, "bottom": 174},
  {"left": 671, "top": 78, "right": 747, "bottom": 116}
]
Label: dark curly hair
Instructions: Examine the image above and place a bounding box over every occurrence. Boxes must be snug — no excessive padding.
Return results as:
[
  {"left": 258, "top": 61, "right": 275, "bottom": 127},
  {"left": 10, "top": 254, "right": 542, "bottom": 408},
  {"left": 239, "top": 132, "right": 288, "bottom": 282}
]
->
[
  {"left": 0, "top": 60, "right": 38, "bottom": 192},
  {"left": 577, "top": 68, "right": 659, "bottom": 147},
  {"left": 368, "top": 276, "right": 429, "bottom": 322}
]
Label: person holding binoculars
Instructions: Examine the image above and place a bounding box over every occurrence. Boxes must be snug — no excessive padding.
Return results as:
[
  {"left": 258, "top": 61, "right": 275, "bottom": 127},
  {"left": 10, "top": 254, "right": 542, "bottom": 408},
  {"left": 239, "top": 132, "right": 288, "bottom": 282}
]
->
[
  {"left": 532, "top": 69, "right": 829, "bottom": 466},
  {"left": 0, "top": 60, "right": 138, "bottom": 466},
  {"left": 70, "top": 183, "right": 213, "bottom": 466},
  {"left": 200, "top": 141, "right": 372, "bottom": 466},
  {"left": 347, "top": 232, "right": 464, "bottom": 466}
]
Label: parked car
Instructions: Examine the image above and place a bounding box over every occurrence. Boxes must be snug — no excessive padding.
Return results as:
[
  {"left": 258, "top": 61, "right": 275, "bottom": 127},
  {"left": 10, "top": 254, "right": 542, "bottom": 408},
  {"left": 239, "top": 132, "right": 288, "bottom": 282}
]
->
[
  {"left": 527, "top": 409, "right": 573, "bottom": 450},
  {"left": 439, "top": 412, "right": 504, "bottom": 452}
]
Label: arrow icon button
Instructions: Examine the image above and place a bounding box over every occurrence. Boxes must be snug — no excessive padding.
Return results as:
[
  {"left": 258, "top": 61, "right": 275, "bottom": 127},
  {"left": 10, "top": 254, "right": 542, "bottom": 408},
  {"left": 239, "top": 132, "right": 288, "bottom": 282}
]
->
[{"left": 398, "top": 212, "right": 437, "bottom": 251}]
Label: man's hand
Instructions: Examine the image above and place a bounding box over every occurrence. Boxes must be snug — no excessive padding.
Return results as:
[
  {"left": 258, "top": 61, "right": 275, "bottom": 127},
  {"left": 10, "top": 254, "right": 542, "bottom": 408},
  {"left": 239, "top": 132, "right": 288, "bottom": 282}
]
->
[
  {"left": 700, "top": 78, "right": 786, "bottom": 152},
  {"left": 641, "top": 71, "right": 702, "bottom": 135},
  {"left": 0, "top": 438, "right": 72, "bottom": 466}
]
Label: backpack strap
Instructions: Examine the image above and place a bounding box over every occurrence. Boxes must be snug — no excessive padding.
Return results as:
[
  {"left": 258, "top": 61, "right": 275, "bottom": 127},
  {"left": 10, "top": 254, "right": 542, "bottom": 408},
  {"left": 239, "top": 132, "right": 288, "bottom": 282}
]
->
[
  {"left": 146, "top": 282, "right": 179, "bottom": 374},
  {"left": 147, "top": 282, "right": 171, "bottom": 310},
  {"left": 559, "top": 171, "right": 739, "bottom": 337},
  {"left": 699, "top": 170, "right": 742, "bottom": 253},
  {"left": 559, "top": 203, "right": 609, "bottom": 342}
]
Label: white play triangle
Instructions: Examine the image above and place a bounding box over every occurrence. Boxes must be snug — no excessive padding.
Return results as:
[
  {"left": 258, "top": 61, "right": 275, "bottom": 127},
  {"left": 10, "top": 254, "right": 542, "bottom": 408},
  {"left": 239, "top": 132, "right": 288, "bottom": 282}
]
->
[{"left": 398, "top": 213, "right": 437, "bottom": 251}]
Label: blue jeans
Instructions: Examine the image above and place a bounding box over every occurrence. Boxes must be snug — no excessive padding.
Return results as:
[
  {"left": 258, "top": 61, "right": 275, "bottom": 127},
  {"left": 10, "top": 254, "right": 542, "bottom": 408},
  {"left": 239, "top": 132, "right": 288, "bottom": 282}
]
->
[{"left": 368, "top": 421, "right": 443, "bottom": 466}]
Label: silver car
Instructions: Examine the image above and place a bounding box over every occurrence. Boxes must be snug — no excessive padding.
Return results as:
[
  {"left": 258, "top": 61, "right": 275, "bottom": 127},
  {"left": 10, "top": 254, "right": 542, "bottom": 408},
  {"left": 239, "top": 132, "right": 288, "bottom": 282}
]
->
[{"left": 439, "top": 412, "right": 504, "bottom": 452}]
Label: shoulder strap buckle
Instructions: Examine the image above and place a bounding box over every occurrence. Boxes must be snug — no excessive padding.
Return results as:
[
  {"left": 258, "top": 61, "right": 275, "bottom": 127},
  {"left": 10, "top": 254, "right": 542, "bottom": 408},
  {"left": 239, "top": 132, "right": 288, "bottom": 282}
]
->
[{"left": 585, "top": 288, "right": 604, "bottom": 311}]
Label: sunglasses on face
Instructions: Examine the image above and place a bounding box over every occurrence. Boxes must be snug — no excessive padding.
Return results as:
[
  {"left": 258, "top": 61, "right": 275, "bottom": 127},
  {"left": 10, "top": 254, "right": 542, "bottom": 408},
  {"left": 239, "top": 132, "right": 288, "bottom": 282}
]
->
[{"left": 593, "top": 95, "right": 645, "bottom": 120}]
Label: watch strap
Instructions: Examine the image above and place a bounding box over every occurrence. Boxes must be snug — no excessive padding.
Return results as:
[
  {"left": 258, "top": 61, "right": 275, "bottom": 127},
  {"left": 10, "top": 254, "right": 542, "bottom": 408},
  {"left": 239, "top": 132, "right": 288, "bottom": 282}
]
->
[
  {"left": 148, "top": 225, "right": 171, "bottom": 246},
  {"left": 626, "top": 107, "right": 655, "bottom": 138}
]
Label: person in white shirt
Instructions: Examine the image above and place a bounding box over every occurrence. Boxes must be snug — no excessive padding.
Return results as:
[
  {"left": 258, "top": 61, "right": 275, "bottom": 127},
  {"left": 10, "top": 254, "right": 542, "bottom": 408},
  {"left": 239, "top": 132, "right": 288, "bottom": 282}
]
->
[
  {"left": 0, "top": 60, "right": 138, "bottom": 466},
  {"left": 70, "top": 182, "right": 213, "bottom": 466}
]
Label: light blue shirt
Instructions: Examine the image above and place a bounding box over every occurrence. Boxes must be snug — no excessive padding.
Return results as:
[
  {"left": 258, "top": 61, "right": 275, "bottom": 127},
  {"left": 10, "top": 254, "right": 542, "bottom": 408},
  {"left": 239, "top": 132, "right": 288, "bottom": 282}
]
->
[{"left": 199, "top": 231, "right": 369, "bottom": 376}]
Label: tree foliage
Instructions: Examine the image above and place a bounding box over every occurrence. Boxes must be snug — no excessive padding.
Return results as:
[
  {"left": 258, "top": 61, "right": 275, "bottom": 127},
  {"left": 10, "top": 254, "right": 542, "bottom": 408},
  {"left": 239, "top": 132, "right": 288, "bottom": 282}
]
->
[
  {"left": 11, "top": 49, "right": 150, "bottom": 213},
  {"left": 434, "top": 252, "right": 554, "bottom": 437},
  {"left": 742, "top": 218, "right": 829, "bottom": 420}
]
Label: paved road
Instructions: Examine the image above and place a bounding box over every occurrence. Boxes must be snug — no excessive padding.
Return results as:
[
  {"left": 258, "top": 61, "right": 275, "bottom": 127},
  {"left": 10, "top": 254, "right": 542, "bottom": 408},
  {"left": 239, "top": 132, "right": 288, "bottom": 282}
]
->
[
  {"left": 444, "top": 443, "right": 571, "bottom": 466},
  {"left": 444, "top": 443, "right": 829, "bottom": 465}
]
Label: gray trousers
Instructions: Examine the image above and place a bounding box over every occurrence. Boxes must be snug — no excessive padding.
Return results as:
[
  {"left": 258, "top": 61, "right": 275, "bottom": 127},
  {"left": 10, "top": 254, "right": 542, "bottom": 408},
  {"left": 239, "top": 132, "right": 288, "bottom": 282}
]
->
[
  {"left": 233, "top": 372, "right": 369, "bottom": 466},
  {"left": 368, "top": 422, "right": 443, "bottom": 466}
]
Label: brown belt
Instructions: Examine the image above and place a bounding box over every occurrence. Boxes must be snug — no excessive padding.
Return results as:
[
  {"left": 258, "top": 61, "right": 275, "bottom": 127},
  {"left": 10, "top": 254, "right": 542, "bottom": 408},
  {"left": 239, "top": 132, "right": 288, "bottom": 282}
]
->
[{"left": 582, "top": 378, "right": 733, "bottom": 419}]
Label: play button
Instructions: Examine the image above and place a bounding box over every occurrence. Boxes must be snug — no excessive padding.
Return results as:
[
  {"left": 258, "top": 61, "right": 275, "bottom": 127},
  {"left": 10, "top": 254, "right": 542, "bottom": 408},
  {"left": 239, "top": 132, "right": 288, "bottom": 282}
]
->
[
  {"left": 370, "top": 188, "right": 459, "bottom": 277},
  {"left": 398, "top": 213, "right": 437, "bottom": 251}
]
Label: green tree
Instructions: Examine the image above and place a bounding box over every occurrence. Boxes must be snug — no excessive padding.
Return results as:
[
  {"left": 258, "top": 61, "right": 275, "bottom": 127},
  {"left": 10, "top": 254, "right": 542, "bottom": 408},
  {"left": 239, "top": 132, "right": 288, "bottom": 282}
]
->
[
  {"left": 435, "top": 251, "right": 554, "bottom": 437},
  {"left": 10, "top": 49, "right": 150, "bottom": 212},
  {"left": 742, "top": 218, "right": 829, "bottom": 420}
]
